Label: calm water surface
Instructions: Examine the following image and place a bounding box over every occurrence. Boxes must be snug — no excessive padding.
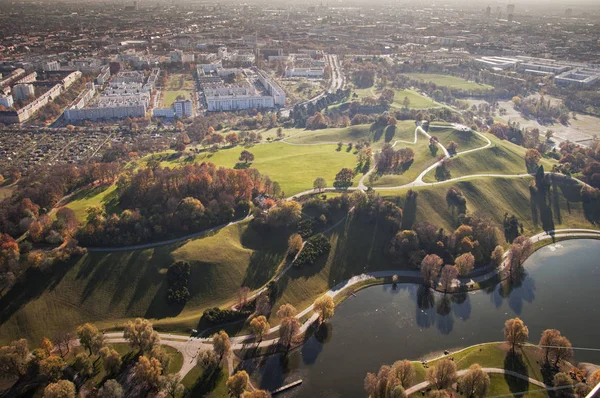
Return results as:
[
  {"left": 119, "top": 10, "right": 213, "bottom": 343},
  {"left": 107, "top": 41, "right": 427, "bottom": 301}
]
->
[{"left": 244, "top": 239, "right": 600, "bottom": 397}]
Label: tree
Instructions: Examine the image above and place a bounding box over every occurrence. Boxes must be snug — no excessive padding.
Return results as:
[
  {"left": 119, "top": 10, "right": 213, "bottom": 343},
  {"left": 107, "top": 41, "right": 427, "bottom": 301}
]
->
[
  {"left": 39, "top": 355, "right": 65, "bottom": 381},
  {"left": 250, "top": 316, "right": 270, "bottom": 342},
  {"left": 333, "top": 168, "right": 354, "bottom": 189},
  {"left": 426, "top": 359, "right": 457, "bottom": 390},
  {"left": 239, "top": 150, "right": 255, "bottom": 164},
  {"left": 421, "top": 254, "right": 443, "bottom": 287},
  {"left": 197, "top": 349, "right": 219, "bottom": 371},
  {"left": 73, "top": 352, "right": 94, "bottom": 378},
  {"left": 99, "top": 346, "right": 122, "bottom": 375},
  {"left": 313, "top": 177, "right": 327, "bottom": 192},
  {"left": 278, "top": 315, "right": 300, "bottom": 350},
  {"left": 552, "top": 335, "right": 573, "bottom": 366},
  {"left": 40, "top": 337, "right": 54, "bottom": 357},
  {"left": 590, "top": 369, "right": 600, "bottom": 386},
  {"left": 447, "top": 141, "right": 458, "bottom": 155},
  {"left": 212, "top": 330, "right": 231, "bottom": 361},
  {"left": 98, "top": 379, "right": 123, "bottom": 398},
  {"left": 43, "top": 380, "right": 76, "bottom": 398},
  {"left": 313, "top": 295, "right": 335, "bottom": 323},
  {"left": 525, "top": 148, "right": 542, "bottom": 170},
  {"left": 276, "top": 304, "right": 297, "bottom": 319},
  {"left": 226, "top": 370, "right": 249, "bottom": 398},
  {"left": 77, "top": 323, "right": 105, "bottom": 356},
  {"left": 454, "top": 253, "right": 475, "bottom": 276},
  {"left": 134, "top": 356, "right": 163, "bottom": 390},
  {"left": 428, "top": 390, "right": 450, "bottom": 398},
  {"left": 54, "top": 330, "right": 72, "bottom": 358},
  {"left": 390, "top": 360, "right": 415, "bottom": 388},
  {"left": 226, "top": 133, "right": 239, "bottom": 146},
  {"left": 504, "top": 317, "right": 529, "bottom": 352},
  {"left": 491, "top": 245, "right": 505, "bottom": 267},
  {"left": 0, "top": 339, "right": 30, "bottom": 377},
  {"left": 403, "top": 96, "right": 410, "bottom": 110},
  {"left": 287, "top": 233, "right": 303, "bottom": 257},
  {"left": 276, "top": 127, "right": 283, "bottom": 139},
  {"left": 150, "top": 345, "right": 171, "bottom": 372},
  {"left": 553, "top": 372, "right": 573, "bottom": 397},
  {"left": 439, "top": 265, "right": 458, "bottom": 292},
  {"left": 123, "top": 318, "right": 160, "bottom": 354},
  {"left": 460, "top": 364, "right": 490, "bottom": 398},
  {"left": 237, "top": 286, "right": 251, "bottom": 309},
  {"left": 162, "top": 373, "right": 184, "bottom": 398},
  {"left": 243, "top": 391, "right": 271, "bottom": 398}
]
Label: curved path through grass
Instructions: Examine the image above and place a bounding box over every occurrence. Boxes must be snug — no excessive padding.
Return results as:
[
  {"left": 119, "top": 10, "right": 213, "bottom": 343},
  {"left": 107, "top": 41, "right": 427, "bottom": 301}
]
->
[{"left": 88, "top": 229, "right": 600, "bottom": 379}]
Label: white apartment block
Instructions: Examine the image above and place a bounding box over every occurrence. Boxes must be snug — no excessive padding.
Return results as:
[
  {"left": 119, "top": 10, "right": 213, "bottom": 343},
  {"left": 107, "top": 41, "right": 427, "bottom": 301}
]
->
[
  {"left": 43, "top": 61, "right": 61, "bottom": 71},
  {"left": 285, "top": 68, "right": 325, "bottom": 78},
  {"left": 0, "top": 95, "right": 14, "bottom": 109},
  {"left": 13, "top": 84, "right": 35, "bottom": 101},
  {"left": 174, "top": 99, "right": 193, "bottom": 117}
]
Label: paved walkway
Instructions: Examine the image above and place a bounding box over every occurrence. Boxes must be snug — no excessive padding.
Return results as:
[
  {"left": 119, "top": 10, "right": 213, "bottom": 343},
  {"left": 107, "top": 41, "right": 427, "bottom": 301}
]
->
[
  {"left": 87, "top": 228, "right": 599, "bottom": 379},
  {"left": 404, "top": 367, "right": 548, "bottom": 395}
]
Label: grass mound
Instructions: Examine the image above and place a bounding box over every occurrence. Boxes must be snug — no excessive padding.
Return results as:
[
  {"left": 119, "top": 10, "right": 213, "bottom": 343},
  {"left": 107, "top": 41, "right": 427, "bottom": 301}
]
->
[
  {"left": 285, "top": 122, "right": 416, "bottom": 149},
  {"left": 427, "top": 126, "right": 488, "bottom": 152},
  {"left": 0, "top": 221, "right": 289, "bottom": 344},
  {"left": 422, "top": 134, "right": 556, "bottom": 183}
]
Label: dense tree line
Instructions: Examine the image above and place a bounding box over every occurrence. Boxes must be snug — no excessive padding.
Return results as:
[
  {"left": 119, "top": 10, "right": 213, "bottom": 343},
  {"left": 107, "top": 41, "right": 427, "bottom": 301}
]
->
[{"left": 77, "top": 163, "right": 277, "bottom": 246}]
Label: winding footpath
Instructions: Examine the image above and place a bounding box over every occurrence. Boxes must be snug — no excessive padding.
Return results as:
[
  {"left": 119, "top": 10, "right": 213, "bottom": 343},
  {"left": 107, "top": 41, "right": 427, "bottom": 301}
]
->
[{"left": 92, "top": 228, "right": 600, "bottom": 380}]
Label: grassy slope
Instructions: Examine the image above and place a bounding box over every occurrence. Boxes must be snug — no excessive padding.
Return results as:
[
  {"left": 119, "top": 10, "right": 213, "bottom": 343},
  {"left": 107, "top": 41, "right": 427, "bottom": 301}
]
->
[
  {"left": 351, "top": 86, "right": 443, "bottom": 110},
  {"left": 422, "top": 133, "right": 557, "bottom": 183},
  {"left": 380, "top": 177, "right": 592, "bottom": 236},
  {"left": 400, "top": 73, "right": 493, "bottom": 90},
  {"left": 63, "top": 184, "right": 118, "bottom": 221},
  {"left": 0, "top": 220, "right": 289, "bottom": 344},
  {"left": 371, "top": 134, "right": 438, "bottom": 187},
  {"left": 160, "top": 142, "right": 360, "bottom": 196},
  {"left": 411, "top": 343, "right": 549, "bottom": 397},
  {"left": 391, "top": 89, "right": 441, "bottom": 109},
  {"left": 428, "top": 127, "right": 488, "bottom": 152},
  {"left": 285, "top": 122, "right": 416, "bottom": 149}
]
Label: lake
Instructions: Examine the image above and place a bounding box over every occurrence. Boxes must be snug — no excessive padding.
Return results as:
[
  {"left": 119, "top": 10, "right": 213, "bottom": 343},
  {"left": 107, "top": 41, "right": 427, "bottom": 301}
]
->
[{"left": 243, "top": 239, "right": 600, "bottom": 397}]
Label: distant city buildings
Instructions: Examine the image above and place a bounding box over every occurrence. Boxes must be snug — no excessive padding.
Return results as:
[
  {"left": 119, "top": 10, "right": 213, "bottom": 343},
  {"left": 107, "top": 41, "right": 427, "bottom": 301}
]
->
[{"left": 64, "top": 69, "right": 159, "bottom": 121}]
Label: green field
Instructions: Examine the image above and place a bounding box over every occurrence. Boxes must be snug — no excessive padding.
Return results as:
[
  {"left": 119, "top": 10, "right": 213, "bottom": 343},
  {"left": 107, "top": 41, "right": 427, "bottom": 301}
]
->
[
  {"left": 351, "top": 86, "right": 443, "bottom": 110},
  {"left": 422, "top": 133, "right": 556, "bottom": 183},
  {"left": 182, "top": 366, "right": 228, "bottom": 397},
  {"left": 401, "top": 73, "right": 494, "bottom": 90},
  {"left": 0, "top": 220, "right": 289, "bottom": 344},
  {"left": 370, "top": 133, "right": 438, "bottom": 187},
  {"left": 391, "top": 89, "right": 441, "bottom": 109},
  {"left": 285, "top": 122, "right": 417, "bottom": 149},
  {"left": 161, "top": 73, "right": 195, "bottom": 107},
  {"left": 154, "top": 142, "right": 361, "bottom": 196}
]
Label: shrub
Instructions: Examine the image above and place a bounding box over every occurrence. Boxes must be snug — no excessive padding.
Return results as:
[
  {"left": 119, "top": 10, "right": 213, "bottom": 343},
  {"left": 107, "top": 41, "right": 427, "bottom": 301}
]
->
[
  {"left": 167, "top": 261, "right": 191, "bottom": 304},
  {"left": 201, "top": 307, "right": 252, "bottom": 325}
]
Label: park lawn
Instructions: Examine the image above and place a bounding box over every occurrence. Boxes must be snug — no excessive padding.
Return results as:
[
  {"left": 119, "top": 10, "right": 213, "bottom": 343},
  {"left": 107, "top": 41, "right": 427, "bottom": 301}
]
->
[
  {"left": 427, "top": 127, "right": 488, "bottom": 152},
  {"left": 410, "top": 343, "right": 551, "bottom": 396},
  {"left": 379, "top": 177, "right": 595, "bottom": 237},
  {"left": 63, "top": 183, "right": 119, "bottom": 221},
  {"left": 391, "top": 89, "right": 442, "bottom": 110},
  {"left": 422, "top": 133, "right": 556, "bottom": 183},
  {"left": 182, "top": 366, "right": 228, "bottom": 397},
  {"left": 350, "top": 86, "right": 443, "bottom": 110},
  {"left": 0, "top": 220, "right": 290, "bottom": 345},
  {"left": 162, "top": 90, "right": 191, "bottom": 107},
  {"left": 400, "top": 73, "right": 494, "bottom": 90},
  {"left": 187, "top": 143, "right": 360, "bottom": 196},
  {"left": 370, "top": 134, "right": 438, "bottom": 187},
  {"left": 285, "top": 122, "right": 417, "bottom": 149}
]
